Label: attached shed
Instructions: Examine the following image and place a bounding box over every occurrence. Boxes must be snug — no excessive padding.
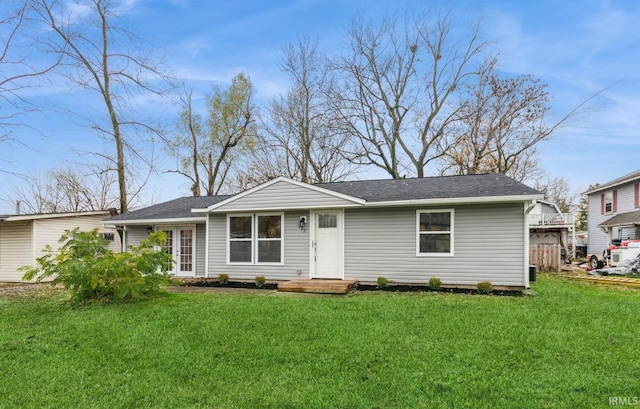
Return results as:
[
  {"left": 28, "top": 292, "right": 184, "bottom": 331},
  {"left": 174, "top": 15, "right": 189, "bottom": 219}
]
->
[{"left": 0, "top": 211, "right": 121, "bottom": 282}]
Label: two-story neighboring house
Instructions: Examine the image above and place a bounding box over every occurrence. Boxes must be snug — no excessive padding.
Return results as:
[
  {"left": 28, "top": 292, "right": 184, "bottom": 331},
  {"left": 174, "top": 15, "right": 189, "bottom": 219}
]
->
[{"left": 584, "top": 169, "right": 640, "bottom": 268}]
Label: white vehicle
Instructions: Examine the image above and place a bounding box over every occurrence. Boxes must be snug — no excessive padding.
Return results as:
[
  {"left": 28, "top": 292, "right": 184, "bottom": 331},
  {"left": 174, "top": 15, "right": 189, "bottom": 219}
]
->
[{"left": 588, "top": 239, "right": 640, "bottom": 269}]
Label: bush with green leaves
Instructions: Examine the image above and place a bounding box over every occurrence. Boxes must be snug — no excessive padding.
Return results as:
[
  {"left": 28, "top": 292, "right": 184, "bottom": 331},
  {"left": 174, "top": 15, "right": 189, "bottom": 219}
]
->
[
  {"left": 428, "top": 277, "right": 442, "bottom": 291},
  {"left": 476, "top": 281, "right": 493, "bottom": 295},
  {"left": 20, "top": 228, "right": 174, "bottom": 302},
  {"left": 254, "top": 276, "right": 266, "bottom": 288},
  {"left": 218, "top": 273, "right": 229, "bottom": 285},
  {"left": 376, "top": 276, "right": 389, "bottom": 289}
]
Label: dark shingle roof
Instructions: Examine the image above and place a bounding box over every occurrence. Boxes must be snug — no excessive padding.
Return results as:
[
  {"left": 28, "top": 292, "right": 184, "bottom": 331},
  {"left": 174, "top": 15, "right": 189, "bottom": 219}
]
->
[
  {"left": 106, "top": 174, "right": 540, "bottom": 222},
  {"left": 316, "top": 174, "right": 541, "bottom": 202},
  {"left": 598, "top": 210, "right": 640, "bottom": 228},
  {"left": 105, "top": 195, "right": 231, "bottom": 222}
]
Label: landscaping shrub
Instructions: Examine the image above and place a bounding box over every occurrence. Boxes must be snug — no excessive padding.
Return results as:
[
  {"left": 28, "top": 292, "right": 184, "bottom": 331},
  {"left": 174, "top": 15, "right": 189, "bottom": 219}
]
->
[
  {"left": 254, "top": 276, "right": 266, "bottom": 288},
  {"left": 218, "top": 273, "right": 229, "bottom": 285},
  {"left": 20, "top": 228, "right": 173, "bottom": 302},
  {"left": 476, "top": 281, "right": 493, "bottom": 294},
  {"left": 428, "top": 277, "right": 442, "bottom": 291},
  {"left": 376, "top": 276, "right": 389, "bottom": 289}
]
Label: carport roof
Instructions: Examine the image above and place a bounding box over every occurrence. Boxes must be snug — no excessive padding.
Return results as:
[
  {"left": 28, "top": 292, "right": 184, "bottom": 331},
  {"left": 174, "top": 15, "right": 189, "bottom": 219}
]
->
[{"left": 105, "top": 195, "right": 231, "bottom": 223}]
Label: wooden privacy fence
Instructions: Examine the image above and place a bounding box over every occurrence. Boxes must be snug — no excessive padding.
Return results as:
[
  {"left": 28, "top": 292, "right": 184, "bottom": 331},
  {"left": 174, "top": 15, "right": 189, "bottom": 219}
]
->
[{"left": 529, "top": 243, "right": 561, "bottom": 272}]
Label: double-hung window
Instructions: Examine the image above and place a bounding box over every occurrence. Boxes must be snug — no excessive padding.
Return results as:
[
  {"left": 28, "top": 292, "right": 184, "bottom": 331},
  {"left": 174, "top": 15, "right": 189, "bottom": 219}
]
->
[
  {"left": 228, "top": 213, "right": 283, "bottom": 264},
  {"left": 417, "top": 209, "right": 454, "bottom": 256},
  {"left": 604, "top": 191, "right": 613, "bottom": 214}
]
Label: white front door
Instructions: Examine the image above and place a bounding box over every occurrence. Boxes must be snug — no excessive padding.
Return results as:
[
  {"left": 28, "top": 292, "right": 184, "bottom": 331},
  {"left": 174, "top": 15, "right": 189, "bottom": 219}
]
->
[
  {"left": 311, "top": 210, "right": 342, "bottom": 279},
  {"left": 159, "top": 226, "right": 195, "bottom": 277}
]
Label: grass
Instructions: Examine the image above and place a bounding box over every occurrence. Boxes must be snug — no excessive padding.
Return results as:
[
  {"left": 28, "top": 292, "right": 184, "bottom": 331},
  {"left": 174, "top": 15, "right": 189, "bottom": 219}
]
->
[{"left": 1, "top": 274, "right": 639, "bottom": 408}]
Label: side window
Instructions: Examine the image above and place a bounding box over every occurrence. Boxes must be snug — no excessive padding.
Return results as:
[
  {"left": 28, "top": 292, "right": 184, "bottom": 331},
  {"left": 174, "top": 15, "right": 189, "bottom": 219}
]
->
[
  {"left": 604, "top": 192, "right": 613, "bottom": 213},
  {"left": 417, "top": 210, "right": 454, "bottom": 256}
]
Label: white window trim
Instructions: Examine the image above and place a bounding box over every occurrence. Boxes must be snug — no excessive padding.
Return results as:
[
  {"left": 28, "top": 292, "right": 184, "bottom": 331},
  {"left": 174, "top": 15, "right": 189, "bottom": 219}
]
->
[
  {"left": 154, "top": 224, "right": 197, "bottom": 277},
  {"left": 227, "top": 212, "right": 284, "bottom": 265},
  {"left": 416, "top": 209, "right": 454, "bottom": 257},
  {"left": 604, "top": 191, "right": 613, "bottom": 214}
]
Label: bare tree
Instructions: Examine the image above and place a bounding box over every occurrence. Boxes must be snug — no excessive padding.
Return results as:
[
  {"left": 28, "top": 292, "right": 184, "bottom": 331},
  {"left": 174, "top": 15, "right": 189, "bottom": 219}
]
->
[
  {"left": 329, "top": 10, "right": 485, "bottom": 178},
  {"left": 5, "top": 163, "right": 119, "bottom": 213},
  {"left": 575, "top": 183, "right": 598, "bottom": 231},
  {"left": 166, "top": 89, "right": 203, "bottom": 196},
  {"left": 533, "top": 175, "right": 576, "bottom": 214},
  {"left": 166, "top": 73, "right": 257, "bottom": 196},
  {"left": 0, "top": 1, "right": 61, "bottom": 151},
  {"left": 259, "top": 36, "right": 355, "bottom": 184},
  {"left": 31, "top": 0, "right": 174, "bottom": 213},
  {"left": 441, "top": 57, "right": 601, "bottom": 182},
  {"left": 440, "top": 58, "right": 556, "bottom": 180},
  {"left": 229, "top": 140, "right": 289, "bottom": 192}
]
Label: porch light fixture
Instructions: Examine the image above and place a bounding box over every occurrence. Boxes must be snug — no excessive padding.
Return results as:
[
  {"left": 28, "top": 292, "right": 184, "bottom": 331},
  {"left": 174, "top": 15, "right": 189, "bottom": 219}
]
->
[
  {"left": 146, "top": 225, "right": 153, "bottom": 234},
  {"left": 298, "top": 216, "right": 307, "bottom": 232}
]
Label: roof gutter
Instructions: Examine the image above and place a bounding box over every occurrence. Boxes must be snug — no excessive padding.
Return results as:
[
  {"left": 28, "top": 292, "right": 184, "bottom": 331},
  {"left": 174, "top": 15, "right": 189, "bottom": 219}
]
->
[
  {"left": 3, "top": 210, "right": 111, "bottom": 222},
  {"left": 102, "top": 216, "right": 207, "bottom": 227}
]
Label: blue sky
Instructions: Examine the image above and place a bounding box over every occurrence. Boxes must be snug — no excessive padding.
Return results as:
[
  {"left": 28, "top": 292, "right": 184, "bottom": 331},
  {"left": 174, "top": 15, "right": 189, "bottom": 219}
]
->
[{"left": 1, "top": 0, "right": 639, "bottom": 213}]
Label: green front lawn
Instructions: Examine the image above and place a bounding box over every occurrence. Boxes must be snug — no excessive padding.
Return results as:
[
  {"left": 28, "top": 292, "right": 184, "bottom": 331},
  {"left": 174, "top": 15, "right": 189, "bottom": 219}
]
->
[{"left": 1, "top": 275, "right": 638, "bottom": 408}]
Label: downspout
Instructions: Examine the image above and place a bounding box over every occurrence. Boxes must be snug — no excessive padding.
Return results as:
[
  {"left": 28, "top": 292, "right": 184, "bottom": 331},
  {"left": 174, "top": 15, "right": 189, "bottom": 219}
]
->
[
  {"left": 524, "top": 200, "right": 537, "bottom": 288},
  {"left": 204, "top": 212, "right": 210, "bottom": 278},
  {"left": 571, "top": 212, "right": 576, "bottom": 259}
]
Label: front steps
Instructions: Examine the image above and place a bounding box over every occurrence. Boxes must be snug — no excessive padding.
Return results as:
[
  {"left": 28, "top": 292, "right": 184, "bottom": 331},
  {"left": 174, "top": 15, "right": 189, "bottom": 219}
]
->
[{"left": 277, "top": 279, "right": 357, "bottom": 294}]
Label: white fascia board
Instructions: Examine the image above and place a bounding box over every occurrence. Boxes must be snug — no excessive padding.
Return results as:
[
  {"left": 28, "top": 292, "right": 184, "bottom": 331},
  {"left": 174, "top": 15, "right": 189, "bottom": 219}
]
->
[
  {"left": 363, "top": 194, "right": 544, "bottom": 208},
  {"left": 203, "top": 176, "right": 365, "bottom": 212},
  {"left": 5, "top": 210, "right": 111, "bottom": 222},
  {"left": 104, "top": 217, "right": 207, "bottom": 226}
]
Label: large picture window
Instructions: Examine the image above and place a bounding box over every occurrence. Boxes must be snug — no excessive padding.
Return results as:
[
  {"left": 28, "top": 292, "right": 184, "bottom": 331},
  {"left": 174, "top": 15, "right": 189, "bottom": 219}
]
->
[
  {"left": 417, "top": 209, "right": 453, "bottom": 256},
  {"left": 228, "top": 213, "right": 283, "bottom": 264}
]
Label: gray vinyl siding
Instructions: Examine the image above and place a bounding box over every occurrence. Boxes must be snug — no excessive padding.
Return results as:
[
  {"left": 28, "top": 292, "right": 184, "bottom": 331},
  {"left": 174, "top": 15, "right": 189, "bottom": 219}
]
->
[
  {"left": 0, "top": 222, "right": 33, "bottom": 282},
  {"left": 126, "top": 226, "right": 150, "bottom": 248},
  {"left": 213, "top": 180, "right": 357, "bottom": 212},
  {"left": 620, "top": 227, "right": 639, "bottom": 240},
  {"left": 343, "top": 204, "right": 526, "bottom": 287},
  {"left": 208, "top": 211, "right": 310, "bottom": 280},
  {"left": 195, "top": 224, "right": 206, "bottom": 277},
  {"left": 587, "top": 180, "right": 640, "bottom": 257},
  {"left": 126, "top": 224, "right": 206, "bottom": 276}
]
